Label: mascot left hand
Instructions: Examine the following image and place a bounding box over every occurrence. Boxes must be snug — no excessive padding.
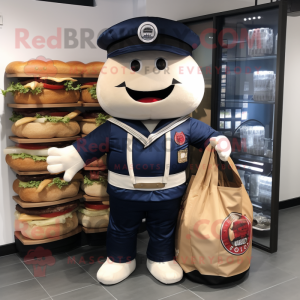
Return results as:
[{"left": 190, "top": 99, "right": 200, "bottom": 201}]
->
[{"left": 210, "top": 135, "right": 232, "bottom": 161}]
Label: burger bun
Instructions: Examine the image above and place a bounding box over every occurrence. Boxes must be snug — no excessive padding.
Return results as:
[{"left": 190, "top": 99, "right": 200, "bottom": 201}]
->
[
  {"left": 13, "top": 179, "right": 80, "bottom": 202},
  {"left": 79, "top": 122, "right": 97, "bottom": 135},
  {"left": 14, "top": 90, "right": 80, "bottom": 104},
  {"left": 6, "top": 154, "right": 48, "bottom": 171},
  {"left": 81, "top": 182, "right": 108, "bottom": 197},
  {"left": 81, "top": 89, "right": 98, "bottom": 103},
  {"left": 78, "top": 212, "right": 109, "bottom": 229},
  {"left": 12, "top": 121, "right": 80, "bottom": 139},
  {"left": 17, "top": 212, "right": 78, "bottom": 240}
]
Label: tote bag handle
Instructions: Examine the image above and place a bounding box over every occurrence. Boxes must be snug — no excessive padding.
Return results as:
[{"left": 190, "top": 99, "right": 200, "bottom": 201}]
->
[{"left": 209, "top": 148, "right": 243, "bottom": 188}]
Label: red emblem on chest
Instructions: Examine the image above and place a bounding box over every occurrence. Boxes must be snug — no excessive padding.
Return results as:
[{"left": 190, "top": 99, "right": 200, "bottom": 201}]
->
[{"left": 174, "top": 132, "right": 186, "bottom": 145}]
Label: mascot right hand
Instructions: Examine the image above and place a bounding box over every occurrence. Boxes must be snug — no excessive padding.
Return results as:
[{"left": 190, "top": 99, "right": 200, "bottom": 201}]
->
[{"left": 47, "top": 145, "right": 85, "bottom": 182}]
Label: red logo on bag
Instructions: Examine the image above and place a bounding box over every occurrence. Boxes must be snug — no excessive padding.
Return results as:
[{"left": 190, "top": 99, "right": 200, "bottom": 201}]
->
[
  {"left": 220, "top": 213, "right": 252, "bottom": 256},
  {"left": 175, "top": 132, "right": 186, "bottom": 145}
]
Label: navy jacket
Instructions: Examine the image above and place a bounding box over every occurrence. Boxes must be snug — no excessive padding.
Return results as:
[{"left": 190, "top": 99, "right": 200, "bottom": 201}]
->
[{"left": 73, "top": 117, "right": 219, "bottom": 201}]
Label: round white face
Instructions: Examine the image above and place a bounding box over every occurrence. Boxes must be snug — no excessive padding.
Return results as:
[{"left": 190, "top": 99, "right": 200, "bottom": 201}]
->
[{"left": 97, "top": 51, "right": 204, "bottom": 120}]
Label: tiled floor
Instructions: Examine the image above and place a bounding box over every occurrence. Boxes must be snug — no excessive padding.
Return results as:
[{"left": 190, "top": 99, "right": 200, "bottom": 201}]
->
[{"left": 0, "top": 206, "right": 300, "bottom": 300}]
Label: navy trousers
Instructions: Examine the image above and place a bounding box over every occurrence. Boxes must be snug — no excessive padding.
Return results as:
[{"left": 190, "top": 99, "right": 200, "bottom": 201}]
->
[{"left": 107, "top": 196, "right": 181, "bottom": 263}]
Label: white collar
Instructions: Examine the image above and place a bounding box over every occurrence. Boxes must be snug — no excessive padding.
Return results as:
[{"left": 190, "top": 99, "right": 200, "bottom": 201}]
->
[{"left": 107, "top": 115, "right": 190, "bottom": 148}]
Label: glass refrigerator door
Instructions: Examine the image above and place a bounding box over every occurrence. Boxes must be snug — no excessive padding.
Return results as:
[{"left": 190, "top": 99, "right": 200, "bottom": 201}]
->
[
  {"left": 216, "top": 8, "right": 279, "bottom": 249},
  {"left": 186, "top": 19, "right": 214, "bottom": 176}
]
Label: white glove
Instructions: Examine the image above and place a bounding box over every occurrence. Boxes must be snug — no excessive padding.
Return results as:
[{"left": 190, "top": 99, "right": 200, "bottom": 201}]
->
[
  {"left": 47, "top": 145, "right": 85, "bottom": 182},
  {"left": 210, "top": 135, "right": 231, "bottom": 162}
]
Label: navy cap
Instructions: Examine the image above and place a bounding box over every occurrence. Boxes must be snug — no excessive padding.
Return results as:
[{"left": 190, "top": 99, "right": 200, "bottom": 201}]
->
[{"left": 97, "top": 17, "right": 200, "bottom": 58}]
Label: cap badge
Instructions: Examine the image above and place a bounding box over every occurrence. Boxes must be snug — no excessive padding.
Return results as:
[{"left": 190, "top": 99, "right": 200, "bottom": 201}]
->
[{"left": 138, "top": 22, "right": 158, "bottom": 43}]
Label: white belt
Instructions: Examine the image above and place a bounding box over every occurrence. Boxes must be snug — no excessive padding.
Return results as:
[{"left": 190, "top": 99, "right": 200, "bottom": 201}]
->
[
  {"left": 108, "top": 131, "right": 186, "bottom": 190},
  {"left": 108, "top": 170, "right": 186, "bottom": 191}
]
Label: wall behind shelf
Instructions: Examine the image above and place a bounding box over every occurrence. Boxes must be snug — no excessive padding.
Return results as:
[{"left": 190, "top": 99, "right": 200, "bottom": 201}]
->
[
  {"left": 280, "top": 16, "right": 300, "bottom": 202},
  {"left": 0, "top": 0, "right": 136, "bottom": 247}
]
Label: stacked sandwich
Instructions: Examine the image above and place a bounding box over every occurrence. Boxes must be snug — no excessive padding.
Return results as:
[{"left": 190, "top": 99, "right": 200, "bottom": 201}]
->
[
  {"left": 79, "top": 163, "right": 109, "bottom": 230},
  {"left": 15, "top": 201, "right": 79, "bottom": 239},
  {"left": 78, "top": 201, "right": 110, "bottom": 229},
  {"left": 2, "top": 77, "right": 81, "bottom": 104},
  {"left": 81, "top": 169, "right": 108, "bottom": 198},
  {"left": 2, "top": 59, "right": 108, "bottom": 141},
  {"left": 80, "top": 110, "right": 110, "bottom": 135},
  {"left": 9, "top": 108, "right": 81, "bottom": 139},
  {"left": 85, "top": 155, "right": 107, "bottom": 171},
  {"left": 80, "top": 82, "right": 98, "bottom": 103},
  {"left": 2, "top": 59, "right": 109, "bottom": 241},
  {"left": 3, "top": 60, "right": 105, "bottom": 104},
  {"left": 13, "top": 172, "right": 82, "bottom": 203},
  {"left": 2, "top": 60, "right": 96, "bottom": 242},
  {"left": 4, "top": 142, "right": 71, "bottom": 172},
  {"left": 4, "top": 108, "right": 83, "bottom": 203}
]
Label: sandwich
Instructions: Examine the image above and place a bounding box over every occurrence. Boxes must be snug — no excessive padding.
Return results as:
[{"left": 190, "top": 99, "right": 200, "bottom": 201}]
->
[
  {"left": 81, "top": 61, "right": 104, "bottom": 77},
  {"left": 81, "top": 171, "right": 109, "bottom": 197},
  {"left": 80, "top": 82, "right": 98, "bottom": 103},
  {"left": 2, "top": 77, "right": 81, "bottom": 104},
  {"left": 4, "top": 60, "right": 104, "bottom": 83},
  {"left": 85, "top": 154, "right": 107, "bottom": 171},
  {"left": 4, "top": 142, "right": 71, "bottom": 172},
  {"left": 13, "top": 172, "right": 82, "bottom": 202},
  {"left": 10, "top": 108, "right": 81, "bottom": 139},
  {"left": 80, "top": 110, "right": 110, "bottom": 135},
  {"left": 81, "top": 170, "right": 108, "bottom": 197},
  {"left": 78, "top": 201, "right": 109, "bottom": 229},
  {"left": 14, "top": 201, "right": 79, "bottom": 239}
]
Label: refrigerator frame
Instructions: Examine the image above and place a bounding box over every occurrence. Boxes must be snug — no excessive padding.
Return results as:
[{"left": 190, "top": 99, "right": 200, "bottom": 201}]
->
[{"left": 180, "top": 1, "right": 288, "bottom": 253}]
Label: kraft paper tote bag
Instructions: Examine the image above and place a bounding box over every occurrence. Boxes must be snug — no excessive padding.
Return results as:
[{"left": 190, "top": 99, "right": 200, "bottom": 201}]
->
[{"left": 175, "top": 144, "right": 253, "bottom": 285}]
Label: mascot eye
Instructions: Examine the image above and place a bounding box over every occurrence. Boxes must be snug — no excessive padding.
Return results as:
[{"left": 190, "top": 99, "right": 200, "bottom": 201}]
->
[
  {"left": 156, "top": 58, "right": 167, "bottom": 70},
  {"left": 131, "top": 60, "right": 141, "bottom": 72}
]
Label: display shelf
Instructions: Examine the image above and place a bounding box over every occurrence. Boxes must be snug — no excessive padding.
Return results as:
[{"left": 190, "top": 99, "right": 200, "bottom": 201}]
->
[
  {"left": 83, "top": 194, "right": 109, "bottom": 202},
  {"left": 9, "top": 136, "right": 80, "bottom": 143},
  {"left": 10, "top": 168, "right": 65, "bottom": 176},
  {"left": 82, "top": 227, "right": 107, "bottom": 234},
  {"left": 82, "top": 103, "right": 100, "bottom": 107},
  {"left": 7, "top": 103, "right": 82, "bottom": 108},
  {"left": 253, "top": 225, "right": 270, "bottom": 232},
  {"left": 6, "top": 73, "right": 82, "bottom": 78},
  {"left": 14, "top": 226, "right": 82, "bottom": 246},
  {"left": 84, "top": 167, "right": 107, "bottom": 171},
  {"left": 11, "top": 168, "right": 51, "bottom": 175},
  {"left": 82, "top": 74, "right": 99, "bottom": 78},
  {"left": 13, "top": 191, "right": 84, "bottom": 208},
  {"left": 221, "top": 55, "right": 277, "bottom": 62},
  {"left": 252, "top": 202, "right": 263, "bottom": 210},
  {"left": 231, "top": 151, "right": 273, "bottom": 164},
  {"left": 222, "top": 99, "right": 275, "bottom": 104}
]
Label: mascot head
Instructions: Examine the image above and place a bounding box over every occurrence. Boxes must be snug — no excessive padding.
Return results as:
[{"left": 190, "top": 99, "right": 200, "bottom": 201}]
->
[{"left": 97, "top": 17, "right": 204, "bottom": 120}]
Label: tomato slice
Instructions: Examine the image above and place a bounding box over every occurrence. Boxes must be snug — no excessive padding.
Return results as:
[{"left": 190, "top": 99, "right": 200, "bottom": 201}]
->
[
  {"left": 16, "top": 143, "right": 49, "bottom": 150},
  {"left": 39, "top": 208, "right": 72, "bottom": 218},
  {"left": 85, "top": 82, "right": 97, "bottom": 86},
  {"left": 85, "top": 202, "right": 110, "bottom": 210},
  {"left": 43, "top": 83, "right": 65, "bottom": 90},
  {"left": 49, "top": 112, "right": 69, "bottom": 117}
]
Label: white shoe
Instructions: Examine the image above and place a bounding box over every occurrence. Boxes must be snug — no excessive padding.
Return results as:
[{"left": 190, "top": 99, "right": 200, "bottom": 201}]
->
[
  {"left": 97, "top": 257, "right": 136, "bottom": 285},
  {"left": 147, "top": 259, "right": 183, "bottom": 284}
]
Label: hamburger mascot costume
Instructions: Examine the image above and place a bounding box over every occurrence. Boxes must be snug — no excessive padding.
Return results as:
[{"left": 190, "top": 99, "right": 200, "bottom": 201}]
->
[{"left": 47, "top": 17, "right": 231, "bottom": 285}]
